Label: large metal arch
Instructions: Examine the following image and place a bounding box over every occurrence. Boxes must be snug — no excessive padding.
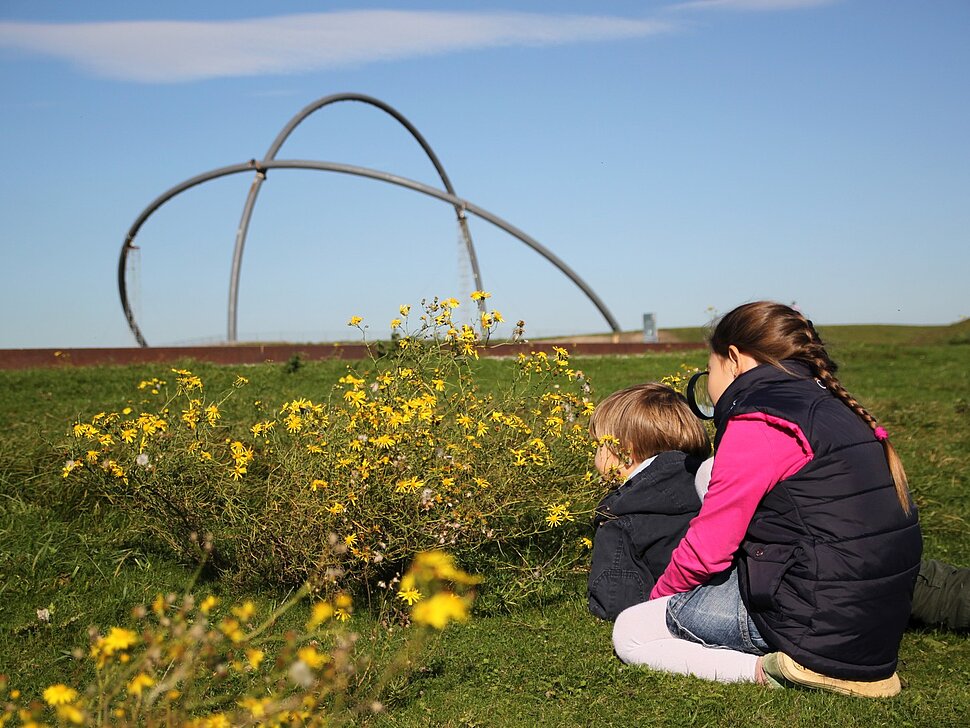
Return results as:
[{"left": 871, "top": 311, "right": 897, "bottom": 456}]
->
[
  {"left": 228, "top": 92, "right": 483, "bottom": 342},
  {"left": 118, "top": 158, "right": 621, "bottom": 347}
]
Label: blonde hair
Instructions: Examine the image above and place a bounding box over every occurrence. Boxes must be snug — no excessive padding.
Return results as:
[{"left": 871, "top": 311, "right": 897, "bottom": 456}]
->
[
  {"left": 710, "top": 300, "right": 912, "bottom": 513},
  {"left": 590, "top": 383, "right": 711, "bottom": 463}
]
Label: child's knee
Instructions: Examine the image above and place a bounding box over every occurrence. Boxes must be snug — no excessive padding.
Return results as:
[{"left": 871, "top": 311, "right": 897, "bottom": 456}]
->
[
  {"left": 612, "top": 597, "right": 671, "bottom": 662},
  {"left": 612, "top": 606, "right": 638, "bottom": 662}
]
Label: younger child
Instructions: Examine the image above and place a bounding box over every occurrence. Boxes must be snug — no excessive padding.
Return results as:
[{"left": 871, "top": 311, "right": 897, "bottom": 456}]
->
[{"left": 587, "top": 383, "right": 711, "bottom": 621}]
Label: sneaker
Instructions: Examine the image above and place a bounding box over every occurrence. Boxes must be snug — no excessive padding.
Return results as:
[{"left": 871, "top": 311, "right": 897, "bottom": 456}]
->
[{"left": 761, "top": 653, "right": 901, "bottom": 698}]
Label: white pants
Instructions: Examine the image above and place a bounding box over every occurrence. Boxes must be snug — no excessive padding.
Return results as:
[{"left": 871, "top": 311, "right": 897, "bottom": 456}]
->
[{"left": 612, "top": 597, "right": 759, "bottom": 683}]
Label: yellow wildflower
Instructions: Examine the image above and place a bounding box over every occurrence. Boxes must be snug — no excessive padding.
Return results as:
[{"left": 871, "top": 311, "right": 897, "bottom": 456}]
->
[
  {"left": 250, "top": 420, "right": 274, "bottom": 437},
  {"left": 200, "top": 595, "right": 219, "bottom": 614},
  {"left": 411, "top": 592, "right": 471, "bottom": 629},
  {"left": 390, "top": 317, "right": 402, "bottom": 329},
  {"left": 545, "top": 502, "right": 574, "bottom": 527},
  {"left": 399, "top": 304, "right": 411, "bottom": 317},
  {"left": 372, "top": 434, "right": 395, "bottom": 449},
  {"left": 218, "top": 618, "right": 245, "bottom": 643},
  {"left": 56, "top": 704, "right": 86, "bottom": 725},
  {"left": 232, "top": 601, "right": 256, "bottom": 622},
  {"left": 397, "top": 587, "right": 423, "bottom": 605},
  {"left": 347, "top": 315, "right": 363, "bottom": 326},
  {"left": 172, "top": 369, "right": 203, "bottom": 391},
  {"left": 91, "top": 627, "right": 138, "bottom": 667},
  {"left": 103, "top": 459, "right": 125, "bottom": 479},
  {"left": 284, "top": 412, "right": 303, "bottom": 432},
  {"left": 127, "top": 673, "right": 154, "bottom": 697},
  {"left": 43, "top": 684, "right": 78, "bottom": 706},
  {"left": 307, "top": 601, "right": 334, "bottom": 629},
  {"left": 245, "top": 648, "right": 265, "bottom": 670},
  {"left": 72, "top": 423, "right": 98, "bottom": 439},
  {"left": 470, "top": 290, "right": 492, "bottom": 301},
  {"left": 230, "top": 441, "right": 253, "bottom": 464},
  {"left": 181, "top": 405, "right": 200, "bottom": 429},
  {"left": 238, "top": 697, "right": 270, "bottom": 719},
  {"left": 311, "top": 479, "right": 328, "bottom": 491},
  {"left": 297, "top": 646, "right": 328, "bottom": 669},
  {"left": 408, "top": 551, "right": 482, "bottom": 586},
  {"left": 395, "top": 476, "right": 424, "bottom": 493}
]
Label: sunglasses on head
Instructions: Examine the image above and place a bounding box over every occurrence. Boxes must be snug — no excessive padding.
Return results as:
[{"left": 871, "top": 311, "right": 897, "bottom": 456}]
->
[{"left": 686, "top": 371, "right": 715, "bottom": 420}]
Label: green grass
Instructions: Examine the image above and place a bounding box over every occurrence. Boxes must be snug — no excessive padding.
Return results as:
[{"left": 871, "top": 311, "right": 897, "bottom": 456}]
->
[
  {"left": 662, "top": 318, "right": 970, "bottom": 347},
  {"left": 1, "top": 332, "right": 968, "bottom": 725}
]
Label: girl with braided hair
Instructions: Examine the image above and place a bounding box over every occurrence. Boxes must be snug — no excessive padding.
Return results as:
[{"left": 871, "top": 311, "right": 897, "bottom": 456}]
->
[{"left": 612, "top": 301, "right": 923, "bottom": 697}]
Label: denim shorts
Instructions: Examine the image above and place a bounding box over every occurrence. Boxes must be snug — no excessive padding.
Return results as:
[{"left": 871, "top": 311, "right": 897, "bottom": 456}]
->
[{"left": 665, "top": 566, "right": 770, "bottom": 655}]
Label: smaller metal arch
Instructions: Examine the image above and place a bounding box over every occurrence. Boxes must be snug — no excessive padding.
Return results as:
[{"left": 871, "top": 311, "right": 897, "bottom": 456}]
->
[
  {"left": 228, "top": 92, "right": 484, "bottom": 342},
  {"left": 118, "top": 159, "right": 621, "bottom": 347}
]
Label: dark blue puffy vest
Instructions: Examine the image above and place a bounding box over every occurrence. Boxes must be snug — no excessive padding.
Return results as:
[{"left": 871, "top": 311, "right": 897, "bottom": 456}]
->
[{"left": 713, "top": 361, "right": 922, "bottom": 680}]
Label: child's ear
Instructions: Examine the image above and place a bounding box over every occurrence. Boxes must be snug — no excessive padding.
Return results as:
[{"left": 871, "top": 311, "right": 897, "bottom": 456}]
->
[{"left": 727, "top": 345, "right": 743, "bottom": 377}]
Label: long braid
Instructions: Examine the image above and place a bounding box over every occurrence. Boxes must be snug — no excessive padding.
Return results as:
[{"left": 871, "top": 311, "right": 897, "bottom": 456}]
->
[{"left": 802, "top": 319, "right": 912, "bottom": 514}]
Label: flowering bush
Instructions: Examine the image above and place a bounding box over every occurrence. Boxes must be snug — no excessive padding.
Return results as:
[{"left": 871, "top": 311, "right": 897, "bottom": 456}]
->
[
  {"left": 1, "top": 551, "right": 479, "bottom": 727},
  {"left": 59, "top": 295, "right": 598, "bottom": 603}
]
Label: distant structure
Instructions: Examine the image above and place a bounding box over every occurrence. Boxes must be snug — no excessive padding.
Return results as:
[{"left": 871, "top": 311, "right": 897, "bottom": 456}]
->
[
  {"left": 118, "top": 93, "right": 620, "bottom": 347},
  {"left": 642, "top": 313, "right": 658, "bottom": 343}
]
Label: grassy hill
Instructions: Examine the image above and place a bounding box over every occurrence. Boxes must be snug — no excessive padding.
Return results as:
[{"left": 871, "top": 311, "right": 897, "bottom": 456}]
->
[{"left": 659, "top": 318, "right": 970, "bottom": 347}]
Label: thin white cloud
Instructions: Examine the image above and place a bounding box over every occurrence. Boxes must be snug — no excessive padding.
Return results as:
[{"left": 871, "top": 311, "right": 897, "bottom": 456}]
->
[
  {"left": 0, "top": 11, "right": 671, "bottom": 83},
  {"left": 672, "top": 0, "right": 838, "bottom": 11}
]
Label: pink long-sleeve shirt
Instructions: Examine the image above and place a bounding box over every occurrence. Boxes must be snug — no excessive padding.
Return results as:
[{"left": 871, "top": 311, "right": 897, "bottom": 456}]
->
[{"left": 649, "top": 412, "right": 814, "bottom": 599}]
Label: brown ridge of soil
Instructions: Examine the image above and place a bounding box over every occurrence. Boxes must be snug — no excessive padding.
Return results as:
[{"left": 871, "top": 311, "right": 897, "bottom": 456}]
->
[{"left": 0, "top": 337, "right": 703, "bottom": 370}]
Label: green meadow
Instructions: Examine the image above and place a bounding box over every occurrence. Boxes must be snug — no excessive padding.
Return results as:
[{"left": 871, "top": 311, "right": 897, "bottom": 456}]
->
[{"left": 1, "top": 321, "right": 968, "bottom": 726}]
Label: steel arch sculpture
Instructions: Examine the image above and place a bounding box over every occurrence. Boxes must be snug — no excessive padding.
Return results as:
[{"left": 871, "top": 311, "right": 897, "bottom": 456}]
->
[
  {"left": 118, "top": 93, "right": 620, "bottom": 347},
  {"left": 229, "top": 93, "right": 485, "bottom": 342}
]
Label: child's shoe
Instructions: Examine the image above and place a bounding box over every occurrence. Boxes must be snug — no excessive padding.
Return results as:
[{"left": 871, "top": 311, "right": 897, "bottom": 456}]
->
[{"left": 761, "top": 653, "right": 901, "bottom": 698}]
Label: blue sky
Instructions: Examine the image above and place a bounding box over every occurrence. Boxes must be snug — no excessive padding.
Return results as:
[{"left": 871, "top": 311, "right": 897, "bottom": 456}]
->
[{"left": 1, "top": 1, "right": 967, "bottom": 348}]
